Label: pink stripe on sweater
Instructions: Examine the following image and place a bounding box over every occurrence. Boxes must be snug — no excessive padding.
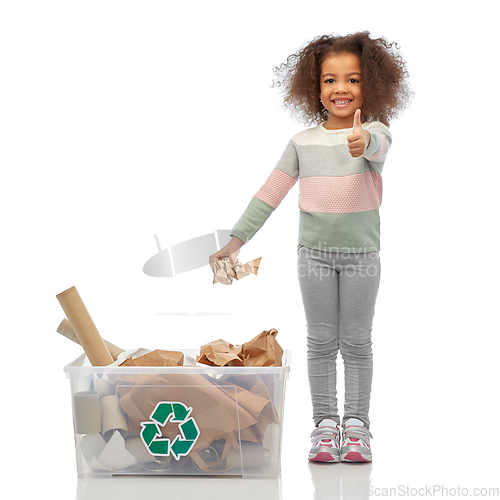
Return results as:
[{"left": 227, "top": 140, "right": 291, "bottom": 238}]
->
[
  {"left": 254, "top": 169, "right": 297, "bottom": 209},
  {"left": 299, "top": 172, "right": 382, "bottom": 214}
]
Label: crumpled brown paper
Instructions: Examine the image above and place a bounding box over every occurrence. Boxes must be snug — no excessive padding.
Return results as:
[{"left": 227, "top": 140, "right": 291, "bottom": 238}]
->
[
  {"left": 211, "top": 256, "right": 262, "bottom": 285},
  {"left": 196, "top": 329, "right": 283, "bottom": 367},
  {"left": 119, "top": 349, "right": 184, "bottom": 367}
]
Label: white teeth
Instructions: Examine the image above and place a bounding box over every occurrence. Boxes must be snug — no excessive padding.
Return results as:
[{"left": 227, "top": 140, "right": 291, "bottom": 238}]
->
[{"left": 334, "top": 100, "right": 351, "bottom": 104}]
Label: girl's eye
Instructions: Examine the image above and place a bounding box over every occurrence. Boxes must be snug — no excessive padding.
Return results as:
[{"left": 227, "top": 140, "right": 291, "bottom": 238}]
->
[{"left": 324, "top": 78, "right": 359, "bottom": 84}]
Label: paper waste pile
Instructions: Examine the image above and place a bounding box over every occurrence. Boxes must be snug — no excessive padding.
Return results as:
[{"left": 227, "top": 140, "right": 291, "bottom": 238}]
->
[{"left": 57, "top": 286, "right": 285, "bottom": 474}]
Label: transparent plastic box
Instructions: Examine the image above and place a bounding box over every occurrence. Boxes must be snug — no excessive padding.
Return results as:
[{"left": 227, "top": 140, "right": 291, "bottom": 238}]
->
[{"left": 64, "top": 349, "right": 290, "bottom": 479}]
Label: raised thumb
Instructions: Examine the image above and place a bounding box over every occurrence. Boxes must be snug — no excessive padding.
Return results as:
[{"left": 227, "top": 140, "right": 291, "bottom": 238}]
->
[{"left": 353, "top": 109, "right": 362, "bottom": 131}]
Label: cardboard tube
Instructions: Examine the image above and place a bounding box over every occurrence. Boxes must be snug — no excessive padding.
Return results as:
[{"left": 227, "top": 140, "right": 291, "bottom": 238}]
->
[
  {"left": 57, "top": 317, "right": 79, "bottom": 343},
  {"left": 90, "top": 377, "right": 115, "bottom": 399},
  {"left": 57, "top": 318, "right": 124, "bottom": 361},
  {"left": 73, "top": 391, "right": 102, "bottom": 434},
  {"left": 56, "top": 286, "right": 113, "bottom": 366},
  {"left": 101, "top": 395, "right": 129, "bottom": 441}
]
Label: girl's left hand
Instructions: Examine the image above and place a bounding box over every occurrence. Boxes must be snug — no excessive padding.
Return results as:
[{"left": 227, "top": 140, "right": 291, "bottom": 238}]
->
[{"left": 347, "top": 109, "right": 371, "bottom": 158}]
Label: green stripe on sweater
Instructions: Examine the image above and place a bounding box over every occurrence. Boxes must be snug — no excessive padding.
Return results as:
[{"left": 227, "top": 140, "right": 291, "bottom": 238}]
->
[
  {"left": 298, "top": 210, "right": 381, "bottom": 252},
  {"left": 231, "top": 197, "right": 275, "bottom": 243}
]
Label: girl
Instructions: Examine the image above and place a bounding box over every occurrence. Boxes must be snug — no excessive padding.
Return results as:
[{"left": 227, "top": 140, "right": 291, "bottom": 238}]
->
[{"left": 209, "top": 32, "right": 412, "bottom": 463}]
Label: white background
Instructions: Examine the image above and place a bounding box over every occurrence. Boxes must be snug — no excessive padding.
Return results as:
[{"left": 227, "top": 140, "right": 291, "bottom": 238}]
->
[{"left": 2, "top": 1, "right": 499, "bottom": 498}]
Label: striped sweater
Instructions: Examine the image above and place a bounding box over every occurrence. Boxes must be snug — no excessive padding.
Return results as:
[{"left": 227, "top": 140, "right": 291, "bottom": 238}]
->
[{"left": 231, "top": 121, "right": 392, "bottom": 253}]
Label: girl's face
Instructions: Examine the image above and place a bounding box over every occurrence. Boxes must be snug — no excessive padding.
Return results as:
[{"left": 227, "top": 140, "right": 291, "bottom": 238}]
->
[{"left": 319, "top": 52, "right": 364, "bottom": 130}]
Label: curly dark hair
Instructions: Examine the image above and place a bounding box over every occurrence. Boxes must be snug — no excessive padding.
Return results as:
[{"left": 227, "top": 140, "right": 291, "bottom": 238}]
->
[{"left": 272, "top": 31, "right": 413, "bottom": 126}]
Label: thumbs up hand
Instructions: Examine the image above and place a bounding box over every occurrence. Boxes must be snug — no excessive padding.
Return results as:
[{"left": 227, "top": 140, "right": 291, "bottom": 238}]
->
[{"left": 347, "top": 109, "right": 371, "bottom": 158}]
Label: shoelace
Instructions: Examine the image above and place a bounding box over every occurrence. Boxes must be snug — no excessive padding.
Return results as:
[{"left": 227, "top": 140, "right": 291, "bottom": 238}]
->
[
  {"left": 310, "top": 425, "right": 339, "bottom": 445},
  {"left": 342, "top": 425, "right": 373, "bottom": 446}
]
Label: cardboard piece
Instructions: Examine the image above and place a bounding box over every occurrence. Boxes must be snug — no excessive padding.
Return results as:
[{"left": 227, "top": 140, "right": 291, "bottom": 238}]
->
[
  {"left": 211, "top": 256, "right": 262, "bottom": 285},
  {"left": 57, "top": 318, "right": 124, "bottom": 361},
  {"left": 56, "top": 286, "right": 114, "bottom": 366},
  {"left": 119, "top": 349, "right": 184, "bottom": 367},
  {"left": 95, "top": 430, "right": 138, "bottom": 470},
  {"left": 196, "top": 329, "right": 283, "bottom": 367},
  {"left": 80, "top": 433, "right": 107, "bottom": 468},
  {"left": 100, "top": 395, "right": 129, "bottom": 440}
]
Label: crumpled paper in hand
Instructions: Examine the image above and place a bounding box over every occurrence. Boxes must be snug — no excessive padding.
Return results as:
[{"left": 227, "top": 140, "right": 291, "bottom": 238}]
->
[
  {"left": 196, "top": 328, "right": 283, "bottom": 367},
  {"left": 211, "top": 256, "right": 262, "bottom": 285}
]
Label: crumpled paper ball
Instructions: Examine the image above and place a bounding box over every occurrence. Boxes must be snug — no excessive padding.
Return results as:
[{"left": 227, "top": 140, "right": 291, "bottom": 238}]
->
[
  {"left": 210, "top": 256, "right": 262, "bottom": 285},
  {"left": 196, "top": 329, "right": 283, "bottom": 367}
]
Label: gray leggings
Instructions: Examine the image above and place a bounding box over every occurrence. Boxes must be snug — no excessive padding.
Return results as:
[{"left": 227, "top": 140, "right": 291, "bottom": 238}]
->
[{"left": 297, "top": 244, "right": 380, "bottom": 429}]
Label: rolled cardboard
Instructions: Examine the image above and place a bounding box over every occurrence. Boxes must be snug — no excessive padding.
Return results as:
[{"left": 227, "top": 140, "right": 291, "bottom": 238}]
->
[
  {"left": 73, "top": 391, "right": 102, "bottom": 434},
  {"left": 57, "top": 317, "right": 79, "bottom": 343},
  {"left": 56, "top": 286, "right": 113, "bottom": 366},
  {"left": 90, "top": 376, "right": 115, "bottom": 399},
  {"left": 57, "top": 318, "right": 124, "bottom": 361},
  {"left": 100, "top": 395, "right": 129, "bottom": 441}
]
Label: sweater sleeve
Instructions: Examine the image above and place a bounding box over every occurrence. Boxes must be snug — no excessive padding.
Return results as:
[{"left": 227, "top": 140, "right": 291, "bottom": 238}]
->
[
  {"left": 230, "top": 140, "right": 299, "bottom": 244},
  {"left": 363, "top": 122, "right": 392, "bottom": 173}
]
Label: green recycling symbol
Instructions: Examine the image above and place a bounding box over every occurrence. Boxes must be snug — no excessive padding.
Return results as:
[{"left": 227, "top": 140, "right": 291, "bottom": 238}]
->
[{"left": 140, "top": 401, "right": 200, "bottom": 460}]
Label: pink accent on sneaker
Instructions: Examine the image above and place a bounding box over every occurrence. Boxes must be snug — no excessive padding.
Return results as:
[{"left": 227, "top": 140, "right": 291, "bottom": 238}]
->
[
  {"left": 310, "top": 452, "right": 337, "bottom": 462},
  {"left": 343, "top": 451, "right": 371, "bottom": 462}
]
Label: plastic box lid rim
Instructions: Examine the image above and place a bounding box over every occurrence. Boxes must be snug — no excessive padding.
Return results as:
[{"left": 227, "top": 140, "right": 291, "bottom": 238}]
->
[{"left": 64, "top": 349, "right": 291, "bottom": 375}]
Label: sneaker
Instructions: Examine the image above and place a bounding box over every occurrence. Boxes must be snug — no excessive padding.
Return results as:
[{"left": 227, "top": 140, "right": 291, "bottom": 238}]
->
[
  {"left": 340, "top": 418, "right": 373, "bottom": 462},
  {"left": 308, "top": 419, "right": 341, "bottom": 463}
]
